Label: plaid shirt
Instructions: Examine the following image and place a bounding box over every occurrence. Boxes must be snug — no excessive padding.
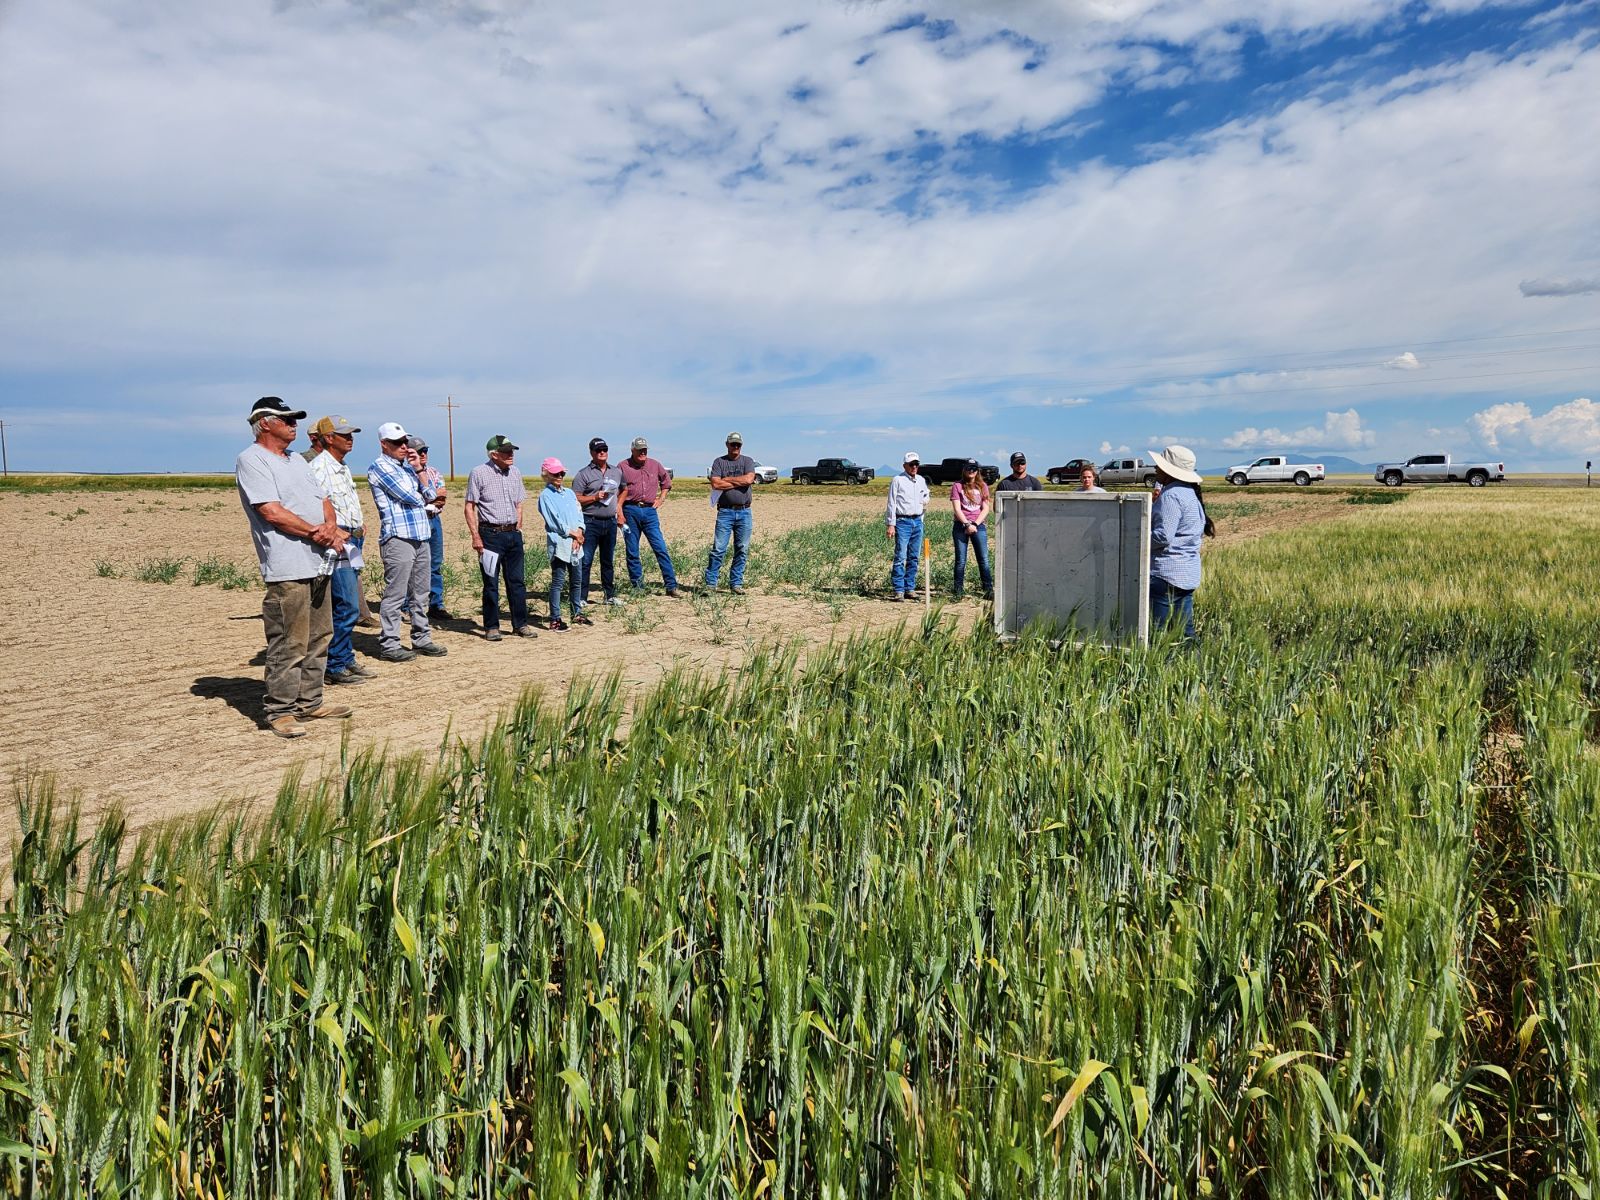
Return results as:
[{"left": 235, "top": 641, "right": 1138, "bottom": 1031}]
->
[
  {"left": 367, "top": 453, "right": 439, "bottom": 542},
  {"left": 309, "top": 450, "right": 365, "bottom": 530}
]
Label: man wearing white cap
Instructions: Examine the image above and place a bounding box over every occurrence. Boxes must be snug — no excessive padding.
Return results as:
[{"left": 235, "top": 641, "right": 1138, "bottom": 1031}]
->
[
  {"left": 307, "top": 414, "right": 373, "bottom": 686},
  {"left": 234, "top": 396, "right": 351, "bottom": 737},
  {"left": 1147, "top": 444, "right": 1214, "bottom": 639},
  {"left": 885, "top": 451, "right": 930, "bottom": 601},
  {"left": 368, "top": 422, "right": 448, "bottom": 661}
]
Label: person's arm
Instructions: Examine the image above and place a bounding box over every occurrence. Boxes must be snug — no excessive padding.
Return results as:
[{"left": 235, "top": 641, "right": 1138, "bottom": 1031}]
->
[
  {"left": 949, "top": 483, "right": 965, "bottom": 525},
  {"left": 976, "top": 487, "right": 992, "bottom": 525},
  {"left": 1149, "top": 490, "right": 1171, "bottom": 552},
  {"left": 514, "top": 500, "right": 523, "bottom": 530},
  {"left": 255, "top": 501, "right": 341, "bottom": 548},
  {"left": 370, "top": 457, "right": 429, "bottom": 507},
  {"left": 615, "top": 479, "right": 629, "bottom": 525},
  {"left": 885, "top": 477, "right": 898, "bottom": 536},
  {"left": 653, "top": 462, "right": 671, "bottom": 508},
  {"left": 465, "top": 500, "right": 483, "bottom": 552},
  {"left": 710, "top": 460, "right": 735, "bottom": 492}
]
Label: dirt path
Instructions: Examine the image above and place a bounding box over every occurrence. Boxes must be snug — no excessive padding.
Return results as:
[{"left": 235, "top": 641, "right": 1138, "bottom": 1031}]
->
[{"left": 0, "top": 486, "right": 1348, "bottom": 843}]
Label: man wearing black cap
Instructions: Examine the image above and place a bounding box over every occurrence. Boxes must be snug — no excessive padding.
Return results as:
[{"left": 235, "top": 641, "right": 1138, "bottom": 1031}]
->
[
  {"left": 996, "top": 452, "right": 1043, "bottom": 493},
  {"left": 465, "top": 434, "right": 535, "bottom": 640},
  {"left": 234, "top": 397, "right": 352, "bottom": 738},
  {"left": 406, "top": 436, "right": 451, "bottom": 622},
  {"left": 573, "top": 437, "right": 626, "bottom": 608}
]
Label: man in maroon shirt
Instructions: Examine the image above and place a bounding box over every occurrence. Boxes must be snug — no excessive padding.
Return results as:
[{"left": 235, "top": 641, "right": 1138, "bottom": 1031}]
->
[{"left": 617, "top": 436, "right": 682, "bottom": 597}]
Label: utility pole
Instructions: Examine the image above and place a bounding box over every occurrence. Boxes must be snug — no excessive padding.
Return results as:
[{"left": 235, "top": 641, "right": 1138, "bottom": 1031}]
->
[
  {"left": 438, "top": 396, "right": 460, "bottom": 481},
  {"left": 0, "top": 420, "right": 8, "bottom": 477}
]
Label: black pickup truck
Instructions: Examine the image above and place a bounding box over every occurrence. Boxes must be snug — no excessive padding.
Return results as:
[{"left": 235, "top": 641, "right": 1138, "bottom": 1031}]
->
[
  {"left": 920, "top": 457, "right": 1000, "bottom": 486},
  {"left": 791, "top": 458, "right": 875, "bottom": 485}
]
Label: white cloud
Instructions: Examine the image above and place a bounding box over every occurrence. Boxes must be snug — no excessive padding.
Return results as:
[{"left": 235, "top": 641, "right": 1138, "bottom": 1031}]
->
[
  {"left": 1385, "top": 351, "right": 1423, "bottom": 369},
  {"left": 1470, "top": 397, "right": 1600, "bottom": 455},
  {"left": 1520, "top": 277, "right": 1600, "bottom": 297},
  {"left": 1098, "top": 441, "right": 1131, "bottom": 455},
  {"left": 1016, "top": 396, "right": 1092, "bottom": 408},
  {"left": 1221, "top": 408, "right": 1376, "bottom": 450},
  {"left": 0, "top": 1, "right": 1597, "bottom": 470}
]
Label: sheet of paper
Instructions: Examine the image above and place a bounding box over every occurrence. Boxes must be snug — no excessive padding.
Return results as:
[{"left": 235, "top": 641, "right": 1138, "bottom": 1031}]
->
[
  {"left": 344, "top": 541, "right": 365, "bottom": 572},
  {"left": 480, "top": 548, "right": 500, "bottom": 576}
]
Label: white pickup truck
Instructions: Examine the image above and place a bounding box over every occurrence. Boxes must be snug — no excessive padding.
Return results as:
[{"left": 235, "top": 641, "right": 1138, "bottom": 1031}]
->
[
  {"left": 1373, "top": 454, "right": 1506, "bottom": 488},
  {"left": 1098, "top": 457, "right": 1158, "bottom": 486},
  {"left": 1226, "top": 456, "right": 1325, "bottom": 487}
]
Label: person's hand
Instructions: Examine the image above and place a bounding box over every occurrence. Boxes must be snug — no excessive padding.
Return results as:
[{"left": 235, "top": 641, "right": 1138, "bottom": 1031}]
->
[
  {"left": 572, "top": 530, "right": 585, "bottom": 546},
  {"left": 471, "top": 537, "right": 484, "bottom": 553},
  {"left": 616, "top": 513, "right": 625, "bottom": 527},
  {"left": 885, "top": 524, "right": 895, "bottom": 539},
  {"left": 406, "top": 449, "right": 422, "bottom": 470},
  {"left": 310, "top": 523, "right": 338, "bottom": 548}
]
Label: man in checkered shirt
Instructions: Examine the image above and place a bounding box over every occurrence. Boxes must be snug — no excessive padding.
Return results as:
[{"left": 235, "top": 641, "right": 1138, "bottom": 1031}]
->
[{"left": 368, "top": 422, "right": 449, "bottom": 662}]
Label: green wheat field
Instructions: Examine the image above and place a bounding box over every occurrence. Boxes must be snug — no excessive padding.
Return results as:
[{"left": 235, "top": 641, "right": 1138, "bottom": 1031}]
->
[{"left": 6, "top": 488, "right": 1600, "bottom": 1197}]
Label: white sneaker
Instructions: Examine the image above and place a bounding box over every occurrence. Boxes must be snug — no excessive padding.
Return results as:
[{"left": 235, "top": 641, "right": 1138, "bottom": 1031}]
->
[{"left": 605, "top": 596, "right": 625, "bottom": 606}]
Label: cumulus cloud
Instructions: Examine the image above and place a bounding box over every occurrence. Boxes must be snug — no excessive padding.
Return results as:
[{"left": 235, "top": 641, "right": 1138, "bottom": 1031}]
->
[
  {"left": 1098, "top": 441, "right": 1131, "bottom": 455},
  {"left": 1221, "top": 408, "right": 1375, "bottom": 450},
  {"left": 1470, "top": 397, "right": 1600, "bottom": 454},
  {"left": 1385, "top": 351, "right": 1423, "bottom": 369},
  {"left": 1519, "top": 277, "right": 1600, "bottom": 297}
]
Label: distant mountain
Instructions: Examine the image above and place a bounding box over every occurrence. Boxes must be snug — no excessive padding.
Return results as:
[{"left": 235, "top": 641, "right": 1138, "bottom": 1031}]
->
[{"left": 1203, "top": 449, "right": 1374, "bottom": 475}]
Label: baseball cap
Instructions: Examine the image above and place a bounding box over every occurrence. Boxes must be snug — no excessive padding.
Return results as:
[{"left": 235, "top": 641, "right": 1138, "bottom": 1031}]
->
[
  {"left": 903, "top": 451, "right": 921, "bottom": 464},
  {"left": 725, "top": 431, "right": 743, "bottom": 444},
  {"left": 248, "top": 396, "right": 307, "bottom": 424},
  {"left": 589, "top": 437, "right": 609, "bottom": 454},
  {"left": 311, "top": 415, "right": 360, "bottom": 438},
  {"left": 964, "top": 458, "right": 980, "bottom": 471},
  {"left": 406, "top": 435, "right": 429, "bottom": 453},
  {"left": 377, "top": 421, "right": 408, "bottom": 442},
  {"left": 630, "top": 436, "right": 649, "bottom": 451},
  {"left": 1010, "top": 452, "right": 1026, "bottom": 465},
  {"left": 486, "top": 434, "right": 519, "bottom": 453},
  {"left": 542, "top": 456, "right": 566, "bottom": 476}
]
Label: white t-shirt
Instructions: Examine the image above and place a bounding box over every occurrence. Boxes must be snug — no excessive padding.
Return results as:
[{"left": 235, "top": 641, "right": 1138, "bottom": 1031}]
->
[{"left": 236, "top": 443, "right": 329, "bottom": 582}]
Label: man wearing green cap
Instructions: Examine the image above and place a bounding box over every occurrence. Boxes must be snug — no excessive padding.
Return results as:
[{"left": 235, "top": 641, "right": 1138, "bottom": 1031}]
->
[{"left": 464, "top": 435, "right": 536, "bottom": 640}]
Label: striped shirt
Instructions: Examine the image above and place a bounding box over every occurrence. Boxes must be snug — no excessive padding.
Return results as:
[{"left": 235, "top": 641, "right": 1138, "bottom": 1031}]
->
[
  {"left": 465, "top": 461, "right": 525, "bottom": 525},
  {"left": 309, "top": 450, "right": 364, "bottom": 529},
  {"left": 1149, "top": 482, "right": 1205, "bottom": 589},
  {"left": 367, "top": 453, "right": 439, "bottom": 542}
]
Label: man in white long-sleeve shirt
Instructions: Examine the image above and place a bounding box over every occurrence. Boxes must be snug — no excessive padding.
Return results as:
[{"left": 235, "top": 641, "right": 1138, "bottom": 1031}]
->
[{"left": 885, "top": 451, "right": 931, "bottom": 601}]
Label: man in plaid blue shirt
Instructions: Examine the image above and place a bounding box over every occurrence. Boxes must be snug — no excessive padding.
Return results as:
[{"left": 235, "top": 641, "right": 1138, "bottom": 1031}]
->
[{"left": 368, "top": 422, "right": 449, "bottom": 661}]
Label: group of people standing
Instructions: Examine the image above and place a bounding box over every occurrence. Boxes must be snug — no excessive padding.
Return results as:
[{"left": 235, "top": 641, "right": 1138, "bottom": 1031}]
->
[
  {"left": 883, "top": 444, "right": 1211, "bottom": 635},
  {"left": 236, "top": 395, "right": 1211, "bottom": 738},
  {"left": 235, "top": 399, "right": 757, "bottom": 737}
]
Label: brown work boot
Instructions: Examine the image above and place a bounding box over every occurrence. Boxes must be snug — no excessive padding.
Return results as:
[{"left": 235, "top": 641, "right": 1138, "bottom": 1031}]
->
[
  {"left": 267, "top": 715, "right": 308, "bottom": 739},
  {"left": 298, "top": 704, "right": 353, "bottom": 721}
]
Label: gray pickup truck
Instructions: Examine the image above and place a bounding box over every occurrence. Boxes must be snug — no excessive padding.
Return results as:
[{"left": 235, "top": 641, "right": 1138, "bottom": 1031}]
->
[{"left": 1373, "top": 454, "right": 1505, "bottom": 488}]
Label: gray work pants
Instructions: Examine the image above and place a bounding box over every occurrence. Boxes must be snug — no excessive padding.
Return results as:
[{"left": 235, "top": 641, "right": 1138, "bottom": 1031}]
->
[
  {"left": 379, "top": 536, "right": 435, "bottom": 651},
  {"left": 261, "top": 577, "right": 332, "bottom": 720}
]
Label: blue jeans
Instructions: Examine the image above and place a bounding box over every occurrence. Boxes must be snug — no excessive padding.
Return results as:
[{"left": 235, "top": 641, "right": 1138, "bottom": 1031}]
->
[
  {"left": 427, "top": 512, "right": 445, "bottom": 609},
  {"left": 580, "top": 516, "right": 619, "bottom": 602},
  {"left": 549, "top": 557, "right": 581, "bottom": 622},
  {"left": 479, "top": 527, "right": 528, "bottom": 632},
  {"left": 622, "top": 504, "right": 678, "bottom": 591},
  {"left": 891, "top": 516, "right": 923, "bottom": 594},
  {"left": 1150, "top": 577, "right": 1197, "bottom": 639},
  {"left": 704, "top": 506, "right": 752, "bottom": 589},
  {"left": 951, "top": 523, "right": 992, "bottom": 596},
  {"left": 328, "top": 538, "right": 362, "bottom": 673}
]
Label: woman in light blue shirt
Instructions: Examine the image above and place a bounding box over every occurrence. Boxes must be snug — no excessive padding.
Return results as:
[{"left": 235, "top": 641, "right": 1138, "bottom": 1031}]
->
[
  {"left": 537, "top": 458, "right": 587, "bottom": 630},
  {"left": 1147, "top": 445, "right": 1214, "bottom": 639}
]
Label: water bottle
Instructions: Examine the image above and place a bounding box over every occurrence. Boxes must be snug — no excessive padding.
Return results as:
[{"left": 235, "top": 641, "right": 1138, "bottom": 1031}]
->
[{"left": 317, "top": 547, "right": 338, "bottom": 578}]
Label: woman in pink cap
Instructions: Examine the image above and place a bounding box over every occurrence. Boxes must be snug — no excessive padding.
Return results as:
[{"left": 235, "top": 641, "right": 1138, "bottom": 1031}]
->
[{"left": 536, "top": 457, "right": 587, "bottom": 630}]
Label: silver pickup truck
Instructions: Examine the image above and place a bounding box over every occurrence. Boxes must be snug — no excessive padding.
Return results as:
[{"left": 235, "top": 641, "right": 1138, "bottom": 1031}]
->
[
  {"left": 1373, "top": 454, "right": 1505, "bottom": 487},
  {"left": 1226, "top": 455, "right": 1325, "bottom": 486},
  {"left": 1098, "top": 457, "right": 1158, "bottom": 486}
]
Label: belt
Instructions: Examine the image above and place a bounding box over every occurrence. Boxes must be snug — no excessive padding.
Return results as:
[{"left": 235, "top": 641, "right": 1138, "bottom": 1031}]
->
[
  {"left": 623, "top": 500, "right": 655, "bottom": 507},
  {"left": 338, "top": 525, "right": 364, "bottom": 537},
  {"left": 481, "top": 522, "right": 519, "bottom": 533}
]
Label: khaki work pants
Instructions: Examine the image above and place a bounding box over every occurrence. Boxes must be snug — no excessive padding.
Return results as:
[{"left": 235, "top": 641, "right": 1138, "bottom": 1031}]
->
[{"left": 261, "top": 577, "right": 333, "bottom": 721}]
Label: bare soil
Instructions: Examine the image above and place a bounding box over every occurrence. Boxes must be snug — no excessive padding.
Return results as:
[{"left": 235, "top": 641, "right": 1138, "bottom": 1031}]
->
[{"left": 0, "top": 486, "right": 1346, "bottom": 843}]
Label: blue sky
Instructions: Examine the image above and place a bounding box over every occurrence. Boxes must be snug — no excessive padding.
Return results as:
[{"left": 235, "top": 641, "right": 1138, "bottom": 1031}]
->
[{"left": 1, "top": 0, "right": 1597, "bottom": 474}]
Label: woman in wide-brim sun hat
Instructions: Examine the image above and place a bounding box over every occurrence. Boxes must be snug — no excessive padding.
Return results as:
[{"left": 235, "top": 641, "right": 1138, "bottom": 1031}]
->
[{"left": 1147, "top": 444, "right": 1214, "bottom": 639}]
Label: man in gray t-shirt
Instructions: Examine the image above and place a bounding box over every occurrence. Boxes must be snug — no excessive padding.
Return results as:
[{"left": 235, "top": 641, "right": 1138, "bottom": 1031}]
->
[
  {"left": 704, "top": 431, "right": 756, "bottom": 593},
  {"left": 235, "top": 396, "right": 352, "bottom": 738},
  {"left": 573, "top": 437, "right": 627, "bottom": 606}
]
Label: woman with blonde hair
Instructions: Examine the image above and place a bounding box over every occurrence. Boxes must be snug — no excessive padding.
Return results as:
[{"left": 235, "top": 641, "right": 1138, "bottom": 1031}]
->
[{"left": 949, "top": 459, "right": 993, "bottom": 599}]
